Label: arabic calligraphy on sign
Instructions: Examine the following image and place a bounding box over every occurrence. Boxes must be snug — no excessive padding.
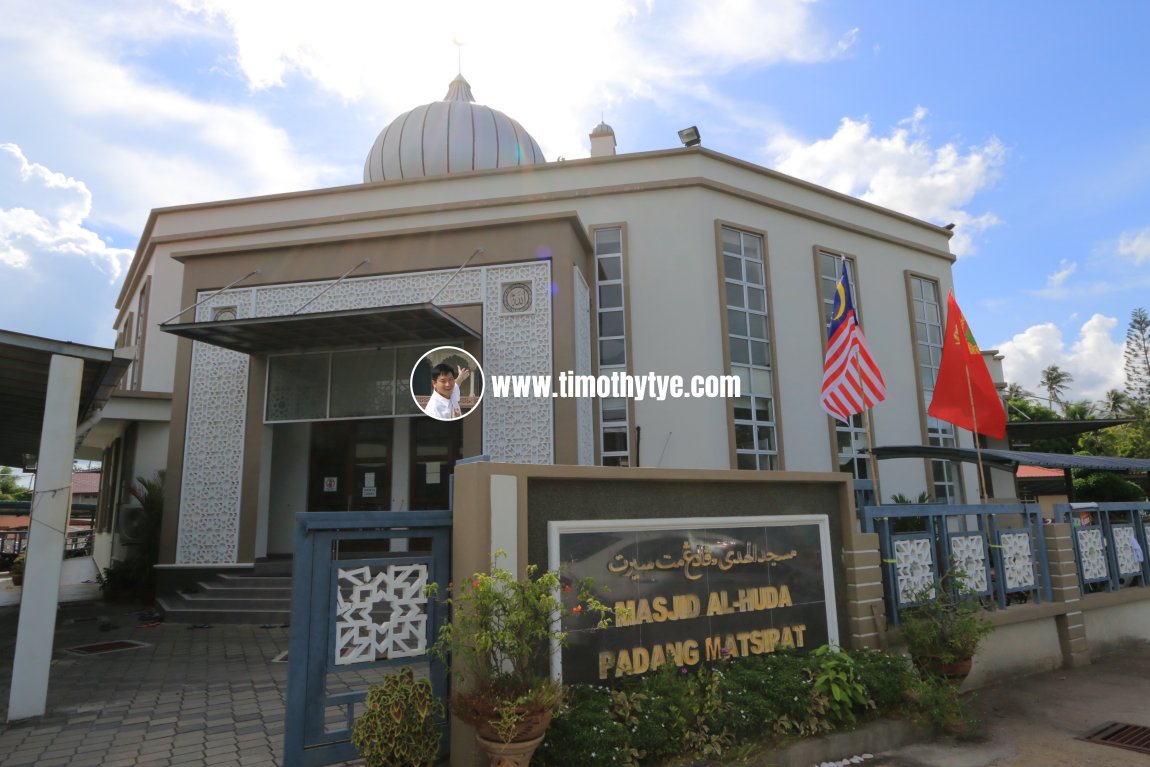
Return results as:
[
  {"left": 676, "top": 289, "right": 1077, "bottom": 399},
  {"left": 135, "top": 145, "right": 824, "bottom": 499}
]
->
[{"left": 606, "top": 540, "right": 798, "bottom": 581}]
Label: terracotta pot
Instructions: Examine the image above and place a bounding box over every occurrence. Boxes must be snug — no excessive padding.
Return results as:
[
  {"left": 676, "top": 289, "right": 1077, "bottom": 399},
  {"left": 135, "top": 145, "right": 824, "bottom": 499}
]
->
[
  {"left": 475, "top": 733, "right": 545, "bottom": 767},
  {"left": 451, "top": 689, "right": 555, "bottom": 743},
  {"left": 913, "top": 653, "right": 973, "bottom": 685}
]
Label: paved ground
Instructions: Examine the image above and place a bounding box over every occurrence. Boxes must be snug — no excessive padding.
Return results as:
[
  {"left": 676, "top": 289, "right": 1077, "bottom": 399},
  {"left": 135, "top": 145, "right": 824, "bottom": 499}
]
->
[{"left": 0, "top": 591, "right": 1148, "bottom": 767}]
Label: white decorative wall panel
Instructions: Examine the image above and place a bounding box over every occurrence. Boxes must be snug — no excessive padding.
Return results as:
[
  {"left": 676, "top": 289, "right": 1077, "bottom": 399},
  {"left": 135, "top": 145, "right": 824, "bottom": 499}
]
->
[
  {"left": 574, "top": 267, "right": 594, "bottom": 466},
  {"left": 949, "top": 534, "right": 988, "bottom": 593},
  {"left": 482, "top": 262, "right": 554, "bottom": 465},
  {"left": 894, "top": 537, "right": 935, "bottom": 605},
  {"left": 1112, "top": 524, "right": 1141, "bottom": 576},
  {"left": 179, "top": 264, "right": 553, "bottom": 563},
  {"left": 334, "top": 564, "right": 429, "bottom": 665},
  {"left": 1076, "top": 527, "right": 1108, "bottom": 581},
  {"left": 177, "top": 290, "right": 254, "bottom": 563},
  {"left": 1000, "top": 531, "right": 1036, "bottom": 590}
]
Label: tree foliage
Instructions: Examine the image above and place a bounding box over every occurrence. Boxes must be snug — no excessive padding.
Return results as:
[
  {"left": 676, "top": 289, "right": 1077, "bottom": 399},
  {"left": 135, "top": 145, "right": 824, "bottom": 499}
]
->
[
  {"left": 0, "top": 467, "right": 29, "bottom": 501},
  {"left": 1039, "top": 364, "right": 1073, "bottom": 410},
  {"left": 1124, "top": 308, "right": 1150, "bottom": 409}
]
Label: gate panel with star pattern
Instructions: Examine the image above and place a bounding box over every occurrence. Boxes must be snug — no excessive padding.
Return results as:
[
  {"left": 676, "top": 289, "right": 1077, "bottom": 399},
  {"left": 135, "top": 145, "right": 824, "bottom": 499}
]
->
[{"left": 284, "top": 510, "right": 451, "bottom": 767}]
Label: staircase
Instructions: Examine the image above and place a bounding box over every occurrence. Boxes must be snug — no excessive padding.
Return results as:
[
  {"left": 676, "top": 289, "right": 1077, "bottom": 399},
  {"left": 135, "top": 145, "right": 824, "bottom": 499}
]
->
[{"left": 157, "top": 559, "right": 293, "bottom": 625}]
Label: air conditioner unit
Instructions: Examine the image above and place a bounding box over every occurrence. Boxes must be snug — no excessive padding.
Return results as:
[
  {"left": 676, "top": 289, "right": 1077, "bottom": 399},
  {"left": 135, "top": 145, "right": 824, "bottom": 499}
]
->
[{"left": 117, "top": 505, "right": 151, "bottom": 544}]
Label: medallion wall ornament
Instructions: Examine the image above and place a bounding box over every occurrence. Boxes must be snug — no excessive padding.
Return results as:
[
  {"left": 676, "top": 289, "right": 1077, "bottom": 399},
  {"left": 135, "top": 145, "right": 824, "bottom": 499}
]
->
[{"left": 178, "top": 263, "right": 554, "bottom": 564}]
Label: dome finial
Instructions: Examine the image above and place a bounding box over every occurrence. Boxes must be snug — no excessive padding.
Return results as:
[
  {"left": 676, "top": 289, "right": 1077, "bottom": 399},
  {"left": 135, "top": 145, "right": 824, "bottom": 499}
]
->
[{"left": 444, "top": 73, "right": 474, "bottom": 102}]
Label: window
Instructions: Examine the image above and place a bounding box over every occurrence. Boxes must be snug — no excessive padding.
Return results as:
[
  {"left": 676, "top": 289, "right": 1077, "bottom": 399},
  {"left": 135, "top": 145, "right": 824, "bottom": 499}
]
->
[
  {"left": 911, "top": 276, "right": 962, "bottom": 502},
  {"left": 723, "top": 226, "right": 777, "bottom": 470},
  {"left": 130, "top": 280, "right": 149, "bottom": 390},
  {"left": 595, "top": 227, "right": 630, "bottom": 466},
  {"left": 818, "top": 253, "right": 872, "bottom": 502},
  {"left": 266, "top": 346, "right": 422, "bottom": 422}
]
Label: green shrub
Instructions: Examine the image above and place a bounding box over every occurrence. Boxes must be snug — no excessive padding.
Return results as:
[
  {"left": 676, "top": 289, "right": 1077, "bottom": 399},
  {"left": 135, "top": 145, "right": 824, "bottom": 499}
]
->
[
  {"left": 807, "top": 646, "right": 873, "bottom": 727},
  {"left": 542, "top": 646, "right": 935, "bottom": 766},
  {"left": 351, "top": 668, "right": 443, "bottom": 767},
  {"left": 714, "top": 652, "right": 810, "bottom": 739},
  {"left": 535, "top": 685, "right": 633, "bottom": 767},
  {"left": 852, "top": 649, "right": 921, "bottom": 715},
  {"left": 621, "top": 665, "right": 693, "bottom": 762}
]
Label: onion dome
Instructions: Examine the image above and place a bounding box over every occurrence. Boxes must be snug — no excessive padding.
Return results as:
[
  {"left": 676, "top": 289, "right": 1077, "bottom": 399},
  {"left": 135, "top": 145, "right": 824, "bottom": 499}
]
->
[{"left": 363, "top": 74, "right": 546, "bottom": 182}]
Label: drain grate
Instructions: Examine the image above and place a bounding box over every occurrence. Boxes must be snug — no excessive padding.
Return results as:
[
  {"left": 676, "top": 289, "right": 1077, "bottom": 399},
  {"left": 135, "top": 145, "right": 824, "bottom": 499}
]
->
[
  {"left": 62, "top": 640, "right": 150, "bottom": 656},
  {"left": 1078, "top": 721, "right": 1150, "bottom": 755}
]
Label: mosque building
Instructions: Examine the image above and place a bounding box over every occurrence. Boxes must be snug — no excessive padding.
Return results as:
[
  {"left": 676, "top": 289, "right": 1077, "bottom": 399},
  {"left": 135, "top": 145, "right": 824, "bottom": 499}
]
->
[{"left": 85, "top": 74, "right": 982, "bottom": 587}]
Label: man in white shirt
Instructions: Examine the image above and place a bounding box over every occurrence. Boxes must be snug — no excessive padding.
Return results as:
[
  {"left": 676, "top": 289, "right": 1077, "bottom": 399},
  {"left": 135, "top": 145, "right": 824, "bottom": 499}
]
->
[{"left": 423, "top": 363, "right": 469, "bottom": 420}]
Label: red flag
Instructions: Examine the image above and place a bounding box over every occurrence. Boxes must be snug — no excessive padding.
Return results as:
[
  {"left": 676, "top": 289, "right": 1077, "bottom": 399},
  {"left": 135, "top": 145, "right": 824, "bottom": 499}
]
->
[
  {"left": 820, "top": 263, "right": 886, "bottom": 422},
  {"left": 928, "top": 292, "right": 1006, "bottom": 439}
]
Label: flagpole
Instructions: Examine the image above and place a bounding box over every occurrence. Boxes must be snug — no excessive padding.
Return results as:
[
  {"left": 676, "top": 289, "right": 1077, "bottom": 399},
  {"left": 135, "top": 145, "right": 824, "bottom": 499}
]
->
[
  {"left": 963, "top": 364, "right": 989, "bottom": 503},
  {"left": 855, "top": 352, "right": 883, "bottom": 506}
]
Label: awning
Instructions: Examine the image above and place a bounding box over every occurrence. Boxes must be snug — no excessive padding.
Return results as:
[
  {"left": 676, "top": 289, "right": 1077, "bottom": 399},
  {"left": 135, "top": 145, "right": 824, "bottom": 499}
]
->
[
  {"left": 0, "top": 330, "right": 130, "bottom": 468},
  {"left": 161, "top": 304, "right": 479, "bottom": 356},
  {"left": 1006, "top": 418, "right": 1132, "bottom": 441},
  {"left": 869, "top": 445, "right": 1150, "bottom": 473}
]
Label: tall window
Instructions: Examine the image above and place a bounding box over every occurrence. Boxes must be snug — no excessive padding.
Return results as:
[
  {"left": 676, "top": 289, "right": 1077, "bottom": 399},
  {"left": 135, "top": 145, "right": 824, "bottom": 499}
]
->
[
  {"left": 595, "top": 227, "right": 630, "bottom": 466},
  {"left": 818, "top": 253, "right": 871, "bottom": 501},
  {"left": 723, "top": 226, "right": 777, "bottom": 470},
  {"left": 911, "top": 276, "right": 962, "bottom": 502},
  {"left": 130, "top": 280, "right": 149, "bottom": 390}
]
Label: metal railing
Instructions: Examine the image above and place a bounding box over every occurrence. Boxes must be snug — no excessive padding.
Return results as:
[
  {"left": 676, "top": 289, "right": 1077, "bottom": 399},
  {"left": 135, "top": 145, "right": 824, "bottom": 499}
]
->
[
  {"left": 859, "top": 502, "right": 1052, "bottom": 625},
  {"left": 1053, "top": 502, "right": 1150, "bottom": 593},
  {"left": 0, "top": 502, "right": 96, "bottom": 568}
]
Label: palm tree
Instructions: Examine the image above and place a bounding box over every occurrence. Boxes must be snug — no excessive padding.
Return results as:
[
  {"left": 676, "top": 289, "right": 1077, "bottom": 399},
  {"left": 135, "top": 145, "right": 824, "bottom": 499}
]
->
[
  {"left": 1101, "top": 389, "right": 1129, "bottom": 418},
  {"left": 1039, "top": 365, "right": 1073, "bottom": 410},
  {"left": 1005, "top": 382, "right": 1030, "bottom": 401},
  {"left": 1062, "top": 400, "right": 1095, "bottom": 421}
]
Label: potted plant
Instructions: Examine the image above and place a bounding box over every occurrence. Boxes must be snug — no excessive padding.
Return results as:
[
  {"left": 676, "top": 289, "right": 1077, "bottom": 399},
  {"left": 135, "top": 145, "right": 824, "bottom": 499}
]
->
[
  {"left": 900, "top": 566, "right": 994, "bottom": 685},
  {"left": 428, "top": 552, "right": 612, "bottom": 766},
  {"left": 9, "top": 553, "right": 25, "bottom": 586},
  {"left": 351, "top": 667, "right": 444, "bottom": 767}
]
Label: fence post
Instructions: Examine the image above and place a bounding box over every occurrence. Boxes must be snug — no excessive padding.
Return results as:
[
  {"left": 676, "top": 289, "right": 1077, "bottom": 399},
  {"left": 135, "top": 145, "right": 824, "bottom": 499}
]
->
[
  {"left": 1044, "top": 522, "right": 1091, "bottom": 668},
  {"left": 842, "top": 527, "right": 886, "bottom": 649}
]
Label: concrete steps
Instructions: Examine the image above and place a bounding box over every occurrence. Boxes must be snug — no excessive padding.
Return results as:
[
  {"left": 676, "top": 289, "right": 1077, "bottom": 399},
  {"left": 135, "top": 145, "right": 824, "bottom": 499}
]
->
[{"left": 158, "top": 560, "right": 293, "bottom": 625}]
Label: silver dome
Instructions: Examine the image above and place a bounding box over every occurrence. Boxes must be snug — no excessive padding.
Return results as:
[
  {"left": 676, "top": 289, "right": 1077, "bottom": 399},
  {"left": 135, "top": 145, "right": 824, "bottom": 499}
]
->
[{"left": 363, "top": 75, "right": 546, "bottom": 182}]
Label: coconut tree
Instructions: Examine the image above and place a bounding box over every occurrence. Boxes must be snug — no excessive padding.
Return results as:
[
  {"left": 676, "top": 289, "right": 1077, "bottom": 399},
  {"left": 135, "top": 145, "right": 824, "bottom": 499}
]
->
[
  {"left": 1039, "top": 365, "right": 1073, "bottom": 410},
  {"left": 1101, "top": 389, "right": 1129, "bottom": 418},
  {"left": 1005, "top": 382, "right": 1030, "bottom": 401},
  {"left": 1062, "top": 399, "right": 1095, "bottom": 421}
]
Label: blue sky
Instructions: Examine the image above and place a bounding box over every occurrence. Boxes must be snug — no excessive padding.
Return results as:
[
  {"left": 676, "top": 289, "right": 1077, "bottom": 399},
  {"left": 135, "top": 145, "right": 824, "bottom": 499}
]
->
[{"left": 2, "top": 0, "right": 1149, "bottom": 407}]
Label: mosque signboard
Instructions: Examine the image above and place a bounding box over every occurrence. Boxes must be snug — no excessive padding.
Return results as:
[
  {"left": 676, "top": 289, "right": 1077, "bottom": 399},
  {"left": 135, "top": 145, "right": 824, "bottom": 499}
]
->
[{"left": 548, "top": 516, "right": 838, "bottom": 684}]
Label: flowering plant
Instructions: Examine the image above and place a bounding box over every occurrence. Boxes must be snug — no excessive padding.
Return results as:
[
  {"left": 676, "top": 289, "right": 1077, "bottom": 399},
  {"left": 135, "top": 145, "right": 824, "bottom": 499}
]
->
[{"left": 427, "top": 551, "right": 613, "bottom": 743}]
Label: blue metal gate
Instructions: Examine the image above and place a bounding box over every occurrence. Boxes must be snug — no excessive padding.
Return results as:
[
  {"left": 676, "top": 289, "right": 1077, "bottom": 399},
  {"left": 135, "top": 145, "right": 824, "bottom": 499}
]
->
[{"left": 283, "top": 510, "right": 451, "bottom": 767}]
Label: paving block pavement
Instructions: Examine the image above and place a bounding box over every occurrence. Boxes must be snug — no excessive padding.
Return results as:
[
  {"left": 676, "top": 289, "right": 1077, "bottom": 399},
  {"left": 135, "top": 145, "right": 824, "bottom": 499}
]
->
[{"left": 0, "top": 600, "right": 360, "bottom": 767}]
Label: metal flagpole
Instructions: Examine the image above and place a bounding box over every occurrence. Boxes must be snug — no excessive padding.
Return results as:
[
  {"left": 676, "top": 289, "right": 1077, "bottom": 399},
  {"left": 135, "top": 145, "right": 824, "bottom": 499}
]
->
[
  {"left": 855, "top": 351, "right": 882, "bottom": 505},
  {"left": 964, "top": 364, "right": 989, "bottom": 503}
]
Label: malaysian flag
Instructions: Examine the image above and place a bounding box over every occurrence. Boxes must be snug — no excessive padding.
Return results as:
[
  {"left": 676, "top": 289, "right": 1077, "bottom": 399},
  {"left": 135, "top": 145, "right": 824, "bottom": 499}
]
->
[{"left": 820, "top": 264, "right": 886, "bottom": 422}]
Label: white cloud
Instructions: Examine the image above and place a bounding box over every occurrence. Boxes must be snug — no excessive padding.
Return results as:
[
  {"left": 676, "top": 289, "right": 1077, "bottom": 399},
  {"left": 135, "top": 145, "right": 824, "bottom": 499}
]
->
[
  {"left": 1117, "top": 227, "right": 1150, "bottom": 265},
  {"left": 997, "top": 314, "right": 1124, "bottom": 404},
  {"left": 0, "top": 2, "right": 347, "bottom": 233},
  {"left": 174, "top": 0, "right": 855, "bottom": 162},
  {"left": 0, "top": 144, "right": 131, "bottom": 278},
  {"left": 1039, "top": 259, "right": 1078, "bottom": 294},
  {"left": 767, "top": 108, "right": 1005, "bottom": 256}
]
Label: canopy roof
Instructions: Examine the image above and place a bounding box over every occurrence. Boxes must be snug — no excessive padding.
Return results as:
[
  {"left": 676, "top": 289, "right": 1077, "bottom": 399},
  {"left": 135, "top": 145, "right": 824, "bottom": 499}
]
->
[
  {"left": 869, "top": 445, "right": 1150, "bottom": 473},
  {"left": 0, "top": 329, "right": 129, "bottom": 468},
  {"left": 161, "top": 304, "right": 479, "bottom": 356}
]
